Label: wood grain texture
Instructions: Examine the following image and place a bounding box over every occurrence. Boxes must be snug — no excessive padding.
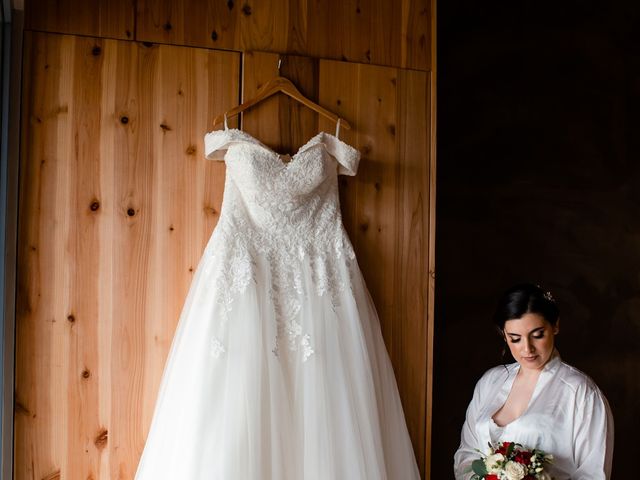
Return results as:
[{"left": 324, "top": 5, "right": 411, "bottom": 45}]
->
[
  {"left": 24, "top": 0, "right": 134, "bottom": 40},
  {"left": 15, "top": 31, "right": 240, "bottom": 480},
  {"left": 426, "top": 0, "right": 437, "bottom": 474},
  {"left": 134, "top": 0, "right": 432, "bottom": 70},
  {"left": 240, "top": 52, "right": 431, "bottom": 476}
]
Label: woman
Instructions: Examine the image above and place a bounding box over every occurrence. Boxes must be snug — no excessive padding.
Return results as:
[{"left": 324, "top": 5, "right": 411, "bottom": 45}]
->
[{"left": 454, "top": 283, "right": 614, "bottom": 479}]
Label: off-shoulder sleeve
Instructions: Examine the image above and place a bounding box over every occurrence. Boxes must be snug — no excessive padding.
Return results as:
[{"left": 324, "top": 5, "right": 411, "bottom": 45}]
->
[
  {"left": 204, "top": 130, "right": 235, "bottom": 161},
  {"left": 323, "top": 133, "right": 361, "bottom": 176}
]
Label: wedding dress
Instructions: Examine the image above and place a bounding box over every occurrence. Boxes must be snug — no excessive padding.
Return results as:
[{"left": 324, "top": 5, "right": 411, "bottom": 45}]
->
[{"left": 134, "top": 121, "right": 421, "bottom": 480}]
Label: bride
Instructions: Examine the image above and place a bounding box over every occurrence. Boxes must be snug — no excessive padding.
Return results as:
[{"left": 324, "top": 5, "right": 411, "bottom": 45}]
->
[{"left": 454, "top": 283, "right": 614, "bottom": 479}]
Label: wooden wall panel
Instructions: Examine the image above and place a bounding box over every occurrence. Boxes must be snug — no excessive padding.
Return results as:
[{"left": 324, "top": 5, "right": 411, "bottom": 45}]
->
[
  {"left": 16, "top": 32, "right": 433, "bottom": 479},
  {"left": 15, "top": 31, "right": 240, "bottom": 479},
  {"left": 237, "top": 51, "right": 431, "bottom": 476},
  {"left": 25, "top": 0, "right": 134, "bottom": 40},
  {"left": 135, "top": 0, "right": 431, "bottom": 70}
]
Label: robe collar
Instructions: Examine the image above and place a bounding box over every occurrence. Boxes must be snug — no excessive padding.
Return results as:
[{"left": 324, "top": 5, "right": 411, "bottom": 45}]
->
[{"left": 481, "top": 349, "right": 563, "bottom": 446}]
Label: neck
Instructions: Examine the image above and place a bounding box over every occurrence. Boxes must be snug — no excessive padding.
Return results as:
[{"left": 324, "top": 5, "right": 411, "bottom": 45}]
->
[{"left": 517, "top": 365, "right": 543, "bottom": 380}]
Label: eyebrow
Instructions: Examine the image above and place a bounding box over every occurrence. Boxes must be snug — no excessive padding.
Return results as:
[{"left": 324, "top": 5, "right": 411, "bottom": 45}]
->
[{"left": 505, "top": 327, "right": 545, "bottom": 337}]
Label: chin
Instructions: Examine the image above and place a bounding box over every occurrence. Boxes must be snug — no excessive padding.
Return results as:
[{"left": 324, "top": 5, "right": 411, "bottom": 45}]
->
[{"left": 519, "top": 353, "right": 549, "bottom": 369}]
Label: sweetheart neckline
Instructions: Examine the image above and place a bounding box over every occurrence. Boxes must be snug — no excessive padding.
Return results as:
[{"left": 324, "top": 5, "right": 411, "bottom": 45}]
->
[
  {"left": 224, "top": 128, "right": 326, "bottom": 165},
  {"left": 239, "top": 140, "right": 326, "bottom": 168}
]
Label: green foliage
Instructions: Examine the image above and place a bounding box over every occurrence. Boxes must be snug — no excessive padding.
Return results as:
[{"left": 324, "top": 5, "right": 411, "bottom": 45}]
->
[{"left": 471, "top": 459, "right": 488, "bottom": 476}]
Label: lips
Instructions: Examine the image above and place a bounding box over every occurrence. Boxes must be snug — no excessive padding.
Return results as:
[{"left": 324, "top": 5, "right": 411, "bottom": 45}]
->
[{"left": 522, "top": 355, "right": 539, "bottom": 361}]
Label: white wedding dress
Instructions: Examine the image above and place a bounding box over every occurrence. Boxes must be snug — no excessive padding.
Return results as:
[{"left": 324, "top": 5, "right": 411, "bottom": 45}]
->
[{"left": 134, "top": 122, "right": 421, "bottom": 480}]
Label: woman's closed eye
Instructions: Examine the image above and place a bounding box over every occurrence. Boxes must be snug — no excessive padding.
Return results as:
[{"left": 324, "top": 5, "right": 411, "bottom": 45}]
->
[{"left": 507, "top": 332, "right": 545, "bottom": 343}]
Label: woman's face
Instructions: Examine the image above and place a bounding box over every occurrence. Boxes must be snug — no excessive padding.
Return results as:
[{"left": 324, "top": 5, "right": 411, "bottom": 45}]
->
[{"left": 503, "top": 312, "right": 559, "bottom": 371}]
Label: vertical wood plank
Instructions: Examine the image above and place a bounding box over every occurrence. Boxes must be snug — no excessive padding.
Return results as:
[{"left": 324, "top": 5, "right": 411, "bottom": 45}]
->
[
  {"left": 426, "top": 70, "right": 437, "bottom": 479},
  {"left": 65, "top": 35, "right": 106, "bottom": 480},
  {"left": 25, "top": 0, "right": 134, "bottom": 40},
  {"left": 108, "top": 39, "right": 155, "bottom": 480},
  {"left": 350, "top": 63, "right": 399, "bottom": 336},
  {"left": 15, "top": 32, "right": 240, "bottom": 480},
  {"left": 426, "top": 0, "right": 438, "bottom": 472},
  {"left": 396, "top": 68, "right": 430, "bottom": 476},
  {"left": 16, "top": 31, "right": 63, "bottom": 480}
]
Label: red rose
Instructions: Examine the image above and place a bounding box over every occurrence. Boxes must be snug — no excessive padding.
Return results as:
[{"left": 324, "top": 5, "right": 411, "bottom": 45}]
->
[
  {"left": 496, "top": 442, "right": 512, "bottom": 455},
  {"left": 485, "top": 475, "right": 500, "bottom": 480},
  {"left": 514, "top": 450, "right": 533, "bottom": 464}
]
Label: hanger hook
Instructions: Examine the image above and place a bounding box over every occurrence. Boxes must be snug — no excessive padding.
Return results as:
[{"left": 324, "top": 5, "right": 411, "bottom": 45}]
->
[{"left": 277, "top": 56, "right": 282, "bottom": 73}]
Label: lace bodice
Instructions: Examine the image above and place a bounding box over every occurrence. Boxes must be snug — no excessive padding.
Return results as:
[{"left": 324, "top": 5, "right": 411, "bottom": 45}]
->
[{"left": 202, "top": 128, "right": 361, "bottom": 361}]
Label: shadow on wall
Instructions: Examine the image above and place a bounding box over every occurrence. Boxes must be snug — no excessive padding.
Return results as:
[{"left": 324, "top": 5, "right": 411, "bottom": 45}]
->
[{"left": 433, "top": 0, "right": 640, "bottom": 477}]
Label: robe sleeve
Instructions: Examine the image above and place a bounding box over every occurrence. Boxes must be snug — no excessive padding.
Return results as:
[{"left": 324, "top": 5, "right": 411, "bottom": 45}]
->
[
  {"left": 323, "top": 134, "right": 360, "bottom": 176},
  {"left": 204, "top": 130, "right": 236, "bottom": 161},
  {"left": 454, "top": 372, "right": 490, "bottom": 480},
  {"left": 571, "top": 384, "right": 614, "bottom": 479}
]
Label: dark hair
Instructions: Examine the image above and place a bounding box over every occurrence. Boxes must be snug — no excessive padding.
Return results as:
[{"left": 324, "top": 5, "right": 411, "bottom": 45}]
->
[{"left": 493, "top": 283, "right": 560, "bottom": 330}]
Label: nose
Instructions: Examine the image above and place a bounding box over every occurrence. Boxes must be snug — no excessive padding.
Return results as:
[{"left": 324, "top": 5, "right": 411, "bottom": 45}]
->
[{"left": 522, "top": 338, "right": 535, "bottom": 354}]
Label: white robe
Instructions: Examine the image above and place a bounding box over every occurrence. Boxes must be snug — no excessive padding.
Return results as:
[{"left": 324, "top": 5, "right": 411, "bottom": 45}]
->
[{"left": 454, "top": 350, "right": 614, "bottom": 479}]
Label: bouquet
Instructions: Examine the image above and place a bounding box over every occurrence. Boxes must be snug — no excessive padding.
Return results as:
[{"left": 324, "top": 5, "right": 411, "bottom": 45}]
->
[{"left": 471, "top": 441, "right": 553, "bottom": 480}]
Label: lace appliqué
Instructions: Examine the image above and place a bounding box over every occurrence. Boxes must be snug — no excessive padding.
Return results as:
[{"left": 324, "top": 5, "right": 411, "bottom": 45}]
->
[{"left": 202, "top": 136, "right": 358, "bottom": 363}]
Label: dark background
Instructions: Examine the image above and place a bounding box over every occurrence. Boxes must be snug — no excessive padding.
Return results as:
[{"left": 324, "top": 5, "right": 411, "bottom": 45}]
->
[{"left": 433, "top": 0, "right": 640, "bottom": 477}]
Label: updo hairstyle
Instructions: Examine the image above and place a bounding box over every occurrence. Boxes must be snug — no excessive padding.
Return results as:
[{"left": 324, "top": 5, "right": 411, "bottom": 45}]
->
[{"left": 493, "top": 283, "right": 560, "bottom": 331}]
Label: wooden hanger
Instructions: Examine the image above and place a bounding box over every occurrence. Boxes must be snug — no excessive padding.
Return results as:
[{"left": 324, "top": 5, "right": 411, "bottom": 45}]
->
[{"left": 213, "top": 72, "right": 351, "bottom": 130}]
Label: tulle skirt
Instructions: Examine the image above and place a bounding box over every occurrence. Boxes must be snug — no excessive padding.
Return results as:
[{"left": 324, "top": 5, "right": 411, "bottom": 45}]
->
[{"left": 134, "top": 251, "right": 420, "bottom": 480}]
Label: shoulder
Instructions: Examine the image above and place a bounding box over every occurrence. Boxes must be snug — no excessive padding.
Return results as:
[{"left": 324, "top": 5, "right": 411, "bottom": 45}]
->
[
  {"left": 474, "top": 363, "right": 516, "bottom": 391},
  {"left": 555, "top": 360, "right": 608, "bottom": 404}
]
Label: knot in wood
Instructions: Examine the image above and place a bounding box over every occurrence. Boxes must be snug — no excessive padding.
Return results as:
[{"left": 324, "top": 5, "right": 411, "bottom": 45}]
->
[{"left": 95, "top": 429, "right": 108, "bottom": 448}]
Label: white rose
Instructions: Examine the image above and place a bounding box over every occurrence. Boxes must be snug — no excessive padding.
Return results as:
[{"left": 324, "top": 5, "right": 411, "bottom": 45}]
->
[
  {"left": 485, "top": 453, "right": 505, "bottom": 473},
  {"left": 504, "top": 460, "right": 527, "bottom": 480},
  {"left": 536, "top": 472, "right": 552, "bottom": 480}
]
